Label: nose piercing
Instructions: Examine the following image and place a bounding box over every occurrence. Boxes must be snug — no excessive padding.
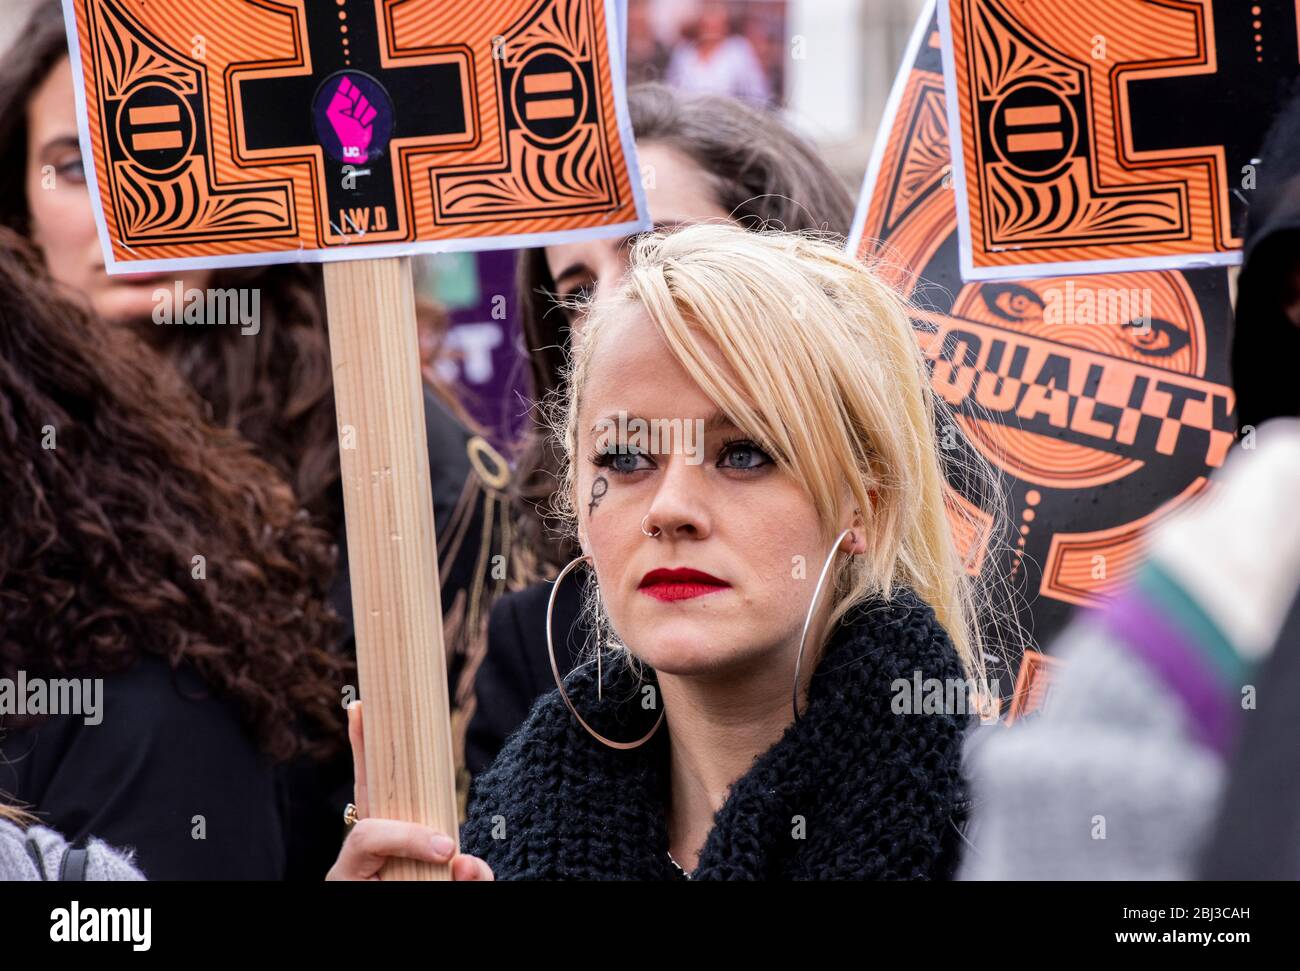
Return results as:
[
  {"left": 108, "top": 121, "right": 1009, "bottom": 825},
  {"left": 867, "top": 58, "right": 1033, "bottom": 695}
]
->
[{"left": 640, "top": 515, "right": 662, "bottom": 538}]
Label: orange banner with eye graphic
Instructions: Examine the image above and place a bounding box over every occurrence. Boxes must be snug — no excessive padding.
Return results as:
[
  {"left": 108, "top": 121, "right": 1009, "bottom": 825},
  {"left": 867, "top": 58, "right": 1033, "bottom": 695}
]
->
[
  {"left": 61, "top": 0, "right": 647, "bottom": 271},
  {"left": 851, "top": 0, "right": 1237, "bottom": 650}
]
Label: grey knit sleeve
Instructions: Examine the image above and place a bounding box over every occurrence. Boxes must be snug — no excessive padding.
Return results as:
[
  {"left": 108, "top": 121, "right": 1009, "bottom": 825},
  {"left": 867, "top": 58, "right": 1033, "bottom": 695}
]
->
[
  {"left": 957, "top": 620, "right": 1224, "bottom": 880},
  {"left": 0, "top": 819, "right": 147, "bottom": 881}
]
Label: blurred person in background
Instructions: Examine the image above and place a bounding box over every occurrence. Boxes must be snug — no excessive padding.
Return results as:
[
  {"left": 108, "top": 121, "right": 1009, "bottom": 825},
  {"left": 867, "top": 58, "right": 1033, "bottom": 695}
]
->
[
  {"left": 665, "top": 1, "right": 772, "bottom": 104},
  {"left": 626, "top": 0, "right": 672, "bottom": 84}
]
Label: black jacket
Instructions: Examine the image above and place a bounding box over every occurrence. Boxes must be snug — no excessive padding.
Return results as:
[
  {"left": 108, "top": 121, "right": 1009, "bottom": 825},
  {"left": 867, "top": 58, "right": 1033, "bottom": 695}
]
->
[
  {"left": 464, "top": 574, "right": 589, "bottom": 779},
  {"left": 0, "top": 657, "right": 284, "bottom": 880},
  {"left": 461, "top": 589, "right": 971, "bottom": 880}
]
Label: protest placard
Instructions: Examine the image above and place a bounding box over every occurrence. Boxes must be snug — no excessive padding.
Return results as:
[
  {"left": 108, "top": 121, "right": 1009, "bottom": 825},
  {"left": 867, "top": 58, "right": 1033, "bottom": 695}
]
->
[
  {"left": 938, "top": 0, "right": 1299, "bottom": 280},
  {"left": 851, "top": 0, "right": 1236, "bottom": 651}
]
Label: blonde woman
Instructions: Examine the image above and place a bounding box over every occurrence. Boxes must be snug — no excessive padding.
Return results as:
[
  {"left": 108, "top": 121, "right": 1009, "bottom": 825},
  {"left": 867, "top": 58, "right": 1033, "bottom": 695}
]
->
[{"left": 329, "top": 225, "right": 1001, "bottom": 881}]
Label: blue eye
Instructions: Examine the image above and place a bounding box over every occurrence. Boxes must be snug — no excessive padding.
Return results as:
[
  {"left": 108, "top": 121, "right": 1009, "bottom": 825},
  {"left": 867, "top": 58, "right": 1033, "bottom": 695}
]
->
[
  {"left": 611, "top": 451, "right": 649, "bottom": 473},
  {"left": 592, "top": 446, "right": 654, "bottom": 475},
  {"left": 718, "top": 439, "right": 772, "bottom": 470}
]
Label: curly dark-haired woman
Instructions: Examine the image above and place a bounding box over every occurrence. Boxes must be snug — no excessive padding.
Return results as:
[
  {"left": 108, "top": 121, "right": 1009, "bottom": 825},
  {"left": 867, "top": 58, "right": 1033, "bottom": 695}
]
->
[
  {"left": 0, "top": 229, "right": 353, "bottom": 879},
  {"left": 1, "top": 0, "right": 518, "bottom": 872}
]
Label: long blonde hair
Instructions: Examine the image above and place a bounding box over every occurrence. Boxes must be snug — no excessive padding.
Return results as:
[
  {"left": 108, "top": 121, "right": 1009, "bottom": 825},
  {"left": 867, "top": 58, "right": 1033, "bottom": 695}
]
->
[{"left": 553, "top": 223, "right": 1010, "bottom": 682}]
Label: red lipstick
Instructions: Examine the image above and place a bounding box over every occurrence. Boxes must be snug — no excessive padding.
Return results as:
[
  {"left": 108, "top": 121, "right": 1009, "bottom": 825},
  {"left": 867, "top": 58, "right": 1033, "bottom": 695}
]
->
[{"left": 638, "top": 567, "right": 731, "bottom": 602}]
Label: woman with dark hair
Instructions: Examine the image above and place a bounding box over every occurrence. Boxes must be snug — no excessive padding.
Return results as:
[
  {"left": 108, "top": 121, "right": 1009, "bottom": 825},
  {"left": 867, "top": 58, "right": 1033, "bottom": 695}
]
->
[
  {"left": 1, "top": 0, "right": 515, "bottom": 866},
  {"left": 0, "top": 228, "right": 352, "bottom": 879},
  {"left": 465, "top": 82, "right": 857, "bottom": 778}
]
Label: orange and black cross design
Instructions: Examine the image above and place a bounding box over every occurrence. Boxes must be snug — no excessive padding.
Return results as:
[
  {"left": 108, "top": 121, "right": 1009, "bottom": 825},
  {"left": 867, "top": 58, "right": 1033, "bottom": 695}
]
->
[
  {"left": 68, "top": 0, "right": 642, "bottom": 266},
  {"left": 943, "top": 0, "right": 1300, "bottom": 278},
  {"left": 231, "top": 0, "right": 477, "bottom": 243}
]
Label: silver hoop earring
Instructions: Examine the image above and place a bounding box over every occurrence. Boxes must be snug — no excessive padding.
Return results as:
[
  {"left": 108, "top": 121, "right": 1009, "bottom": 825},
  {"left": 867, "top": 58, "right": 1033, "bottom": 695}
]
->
[
  {"left": 547, "top": 554, "right": 666, "bottom": 750},
  {"left": 640, "top": 515, "right": 662, "bottom": 538},
  {"left": 792, "top": 528, "right": 854, "bottom": 723}
]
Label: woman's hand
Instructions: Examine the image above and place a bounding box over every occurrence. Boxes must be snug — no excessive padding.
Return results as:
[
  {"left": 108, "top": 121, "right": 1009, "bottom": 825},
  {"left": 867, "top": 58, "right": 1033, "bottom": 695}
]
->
[{"left": 325, "top": 701, "right": 494, "bottom": 881}]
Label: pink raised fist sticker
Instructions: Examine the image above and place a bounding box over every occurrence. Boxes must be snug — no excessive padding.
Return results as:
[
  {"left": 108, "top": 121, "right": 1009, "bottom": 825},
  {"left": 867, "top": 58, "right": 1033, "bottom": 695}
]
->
[{"left": 311, "top": 71, "right": 393, "bottom": 165}]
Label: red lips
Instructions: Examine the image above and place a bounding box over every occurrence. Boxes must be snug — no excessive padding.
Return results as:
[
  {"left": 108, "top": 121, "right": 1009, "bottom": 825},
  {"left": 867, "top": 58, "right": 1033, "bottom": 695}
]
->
[{"left": 638, "top": 567, "right": 731, "bottom": 602}]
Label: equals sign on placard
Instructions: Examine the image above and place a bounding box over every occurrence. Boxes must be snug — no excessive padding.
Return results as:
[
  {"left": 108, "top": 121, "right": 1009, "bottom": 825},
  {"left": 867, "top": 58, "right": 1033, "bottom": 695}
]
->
[
  {"left": 1003, "top": 104, "right": 1064, "bottom": 154},
  {"left": 128, "top": 104, "right": 183, "bottom": 151},
  {"left": 522, "top": 71, "right": 575, "bottom": 121}
]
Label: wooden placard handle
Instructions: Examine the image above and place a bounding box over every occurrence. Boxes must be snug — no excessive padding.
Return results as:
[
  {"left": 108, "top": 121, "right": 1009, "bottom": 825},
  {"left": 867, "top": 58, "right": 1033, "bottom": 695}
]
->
[{"left": 323, "top": 256, "right": 456, "bottom": 880}]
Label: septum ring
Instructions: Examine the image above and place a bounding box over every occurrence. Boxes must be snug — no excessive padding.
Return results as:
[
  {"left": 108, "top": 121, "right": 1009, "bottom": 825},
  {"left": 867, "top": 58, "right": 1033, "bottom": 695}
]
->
[{"left": 640, "top": 515, "right": 662, "bottom": 538}]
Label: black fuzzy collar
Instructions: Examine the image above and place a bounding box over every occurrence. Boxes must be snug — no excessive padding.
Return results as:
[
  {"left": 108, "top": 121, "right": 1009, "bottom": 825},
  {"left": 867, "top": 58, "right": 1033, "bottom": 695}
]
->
[{"left": 462, "top": 590, "right": 971, "bottom": 880}]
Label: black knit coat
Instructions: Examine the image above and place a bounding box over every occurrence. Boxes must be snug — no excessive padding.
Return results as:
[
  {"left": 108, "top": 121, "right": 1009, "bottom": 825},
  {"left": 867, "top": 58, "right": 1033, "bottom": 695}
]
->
[{"left": 461, "top": 589, "right": 972, "bottom": 880}]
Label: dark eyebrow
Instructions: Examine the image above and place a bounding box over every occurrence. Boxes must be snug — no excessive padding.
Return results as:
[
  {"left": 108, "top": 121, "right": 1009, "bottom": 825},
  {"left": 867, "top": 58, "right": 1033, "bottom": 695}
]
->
[
  {"left": 552, "top": 262, "right": 591, "bottom": 289},
  {"left": 553, "top": 220, "right": 692, "bottom": 287},
  {"left": 38, "top": 134, "right": 82, "bottom": 155}
]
